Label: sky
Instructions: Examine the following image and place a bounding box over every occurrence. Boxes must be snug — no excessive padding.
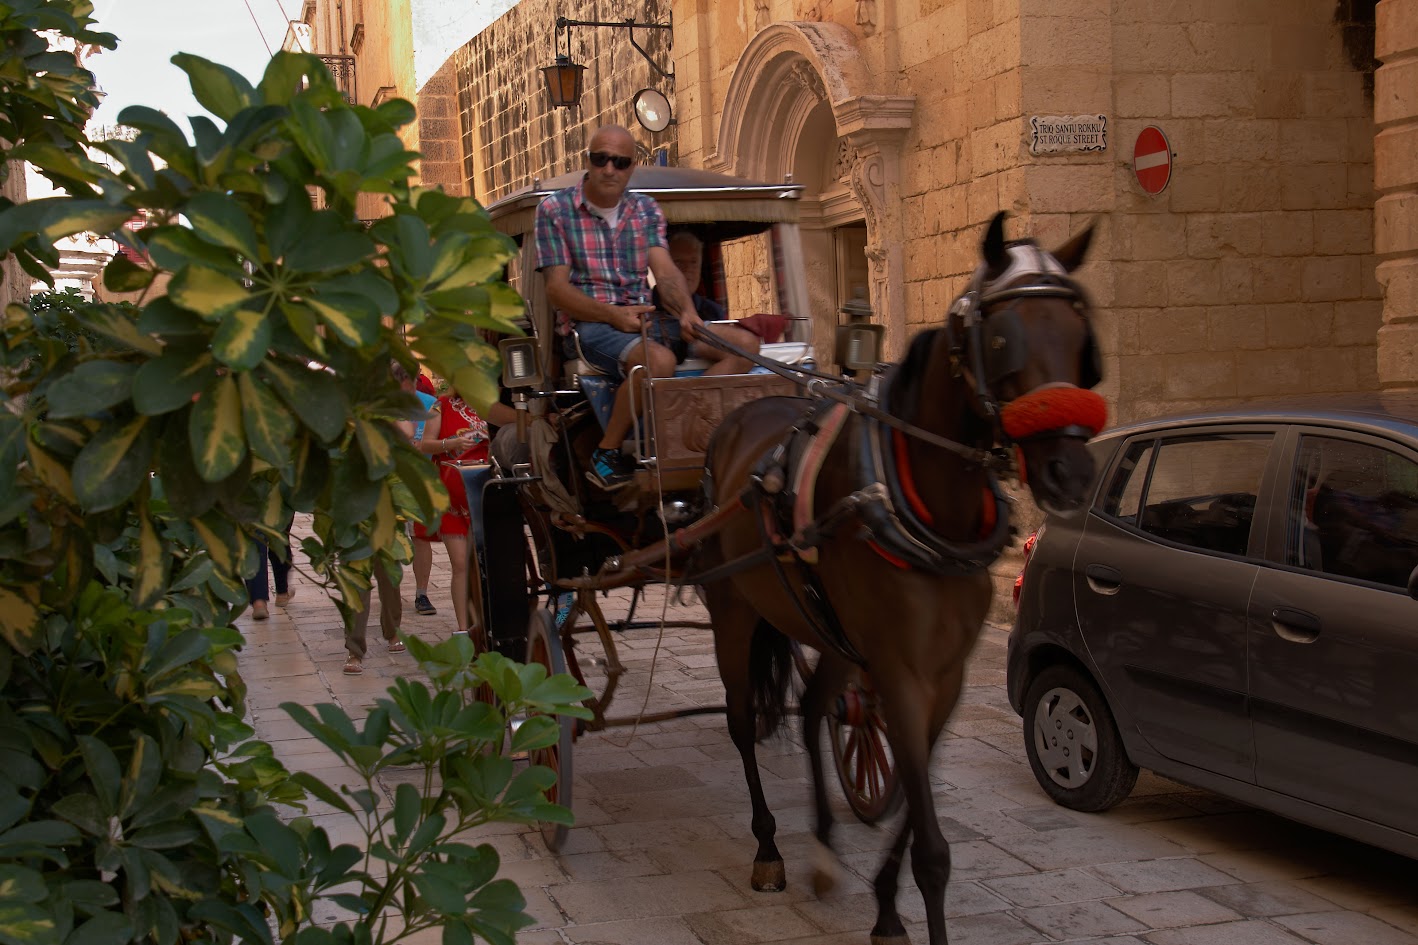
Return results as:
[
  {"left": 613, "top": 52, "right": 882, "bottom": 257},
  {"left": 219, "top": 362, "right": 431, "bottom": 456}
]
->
[
  {"left": 87, "top": 0, "right": 301, "bottom": 130},
  {"left": 84, "top": 0, "right": 516, "bottom": 130}
]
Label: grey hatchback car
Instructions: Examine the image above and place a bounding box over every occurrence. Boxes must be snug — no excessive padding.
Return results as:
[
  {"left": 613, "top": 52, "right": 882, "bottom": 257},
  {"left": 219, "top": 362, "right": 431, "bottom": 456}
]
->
[{"left": 1008, "top": 393, "right": 1418, "bottom": 859}]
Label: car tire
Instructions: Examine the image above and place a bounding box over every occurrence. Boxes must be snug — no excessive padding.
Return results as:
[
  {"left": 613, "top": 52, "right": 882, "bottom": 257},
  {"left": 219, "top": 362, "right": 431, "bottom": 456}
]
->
[{"left": 1022, "top": 664, "right": 1138, "bottom": 812}]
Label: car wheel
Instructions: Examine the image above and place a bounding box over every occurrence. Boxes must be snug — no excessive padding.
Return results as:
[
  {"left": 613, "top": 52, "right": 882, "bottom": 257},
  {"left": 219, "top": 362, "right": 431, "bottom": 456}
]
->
[{"left": 1022, "top": 664, "right": 1138, "bottom": 812}]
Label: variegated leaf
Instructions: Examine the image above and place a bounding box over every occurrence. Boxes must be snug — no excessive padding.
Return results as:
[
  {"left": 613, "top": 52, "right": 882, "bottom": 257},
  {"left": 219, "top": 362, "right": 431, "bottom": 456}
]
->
[
  {"left": 191, "top": 517, "right": 236, "bottom": 579},
  {"left": 238, "top": 372, "right": 296, "bottom": 467},
  {"left": 371, "top": 482, "right": 396, "bottom": 555},
  {"left": 72, "top": 416, "right": 154, "bottom": 512},
  {"left": 0, "top": 585, "right": 43, "bottom": 656},
  {"left": 184, "top": 192, "right": 259, "bottom": 259},
  {"left": 305, "top": 295, "right": 379, "bottom": 348},
  {"left": 189, "top": 375, "right": 246, "bottom": 482},
  {"left": 169, "top": 265, "right": 249, "bottom": 322},
  {"left": 211, "top": 308, "right": 272, "bottom": 371},
  {"left": 133, "top": 505, "right": 167, "bottom": 610},
  {"left": 354, "top": 417, "right": 396, "bottom": 478}
]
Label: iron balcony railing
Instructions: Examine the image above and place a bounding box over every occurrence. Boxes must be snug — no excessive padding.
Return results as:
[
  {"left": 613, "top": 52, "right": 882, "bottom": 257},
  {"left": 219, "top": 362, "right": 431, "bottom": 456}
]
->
[{"left": 319, "top": 54, "right": 356, "bottom": 103}]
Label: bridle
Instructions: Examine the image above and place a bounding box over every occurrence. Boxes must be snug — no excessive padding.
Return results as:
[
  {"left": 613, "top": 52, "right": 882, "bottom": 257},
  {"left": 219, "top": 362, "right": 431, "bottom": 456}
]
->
[{"left": 944, "top": 242, "right": 1106, "bottom": 448}]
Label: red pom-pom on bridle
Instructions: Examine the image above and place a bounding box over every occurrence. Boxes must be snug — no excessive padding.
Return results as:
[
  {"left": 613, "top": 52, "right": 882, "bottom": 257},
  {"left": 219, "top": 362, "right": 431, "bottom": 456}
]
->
[{"left": 1000, "top": 385, "right": 1107, "bottom": 441}]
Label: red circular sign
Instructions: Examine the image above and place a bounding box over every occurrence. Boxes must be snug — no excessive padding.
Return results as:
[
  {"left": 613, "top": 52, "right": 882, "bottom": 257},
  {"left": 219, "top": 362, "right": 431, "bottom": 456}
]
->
[{"left": 1133, "top": 126, "right": 1172, "bottom": 196}]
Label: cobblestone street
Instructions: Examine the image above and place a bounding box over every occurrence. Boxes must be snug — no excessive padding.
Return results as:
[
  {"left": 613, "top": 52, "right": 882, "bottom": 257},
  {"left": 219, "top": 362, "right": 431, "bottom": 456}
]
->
[{"left": 237, "top": 549, "right": 1418, "bottom": 945}]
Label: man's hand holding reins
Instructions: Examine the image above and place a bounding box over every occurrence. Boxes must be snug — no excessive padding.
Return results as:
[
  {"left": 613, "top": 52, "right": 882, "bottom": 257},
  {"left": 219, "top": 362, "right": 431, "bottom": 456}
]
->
[{"left": 607, "top": 303, "right": 656, "bottom": 333}]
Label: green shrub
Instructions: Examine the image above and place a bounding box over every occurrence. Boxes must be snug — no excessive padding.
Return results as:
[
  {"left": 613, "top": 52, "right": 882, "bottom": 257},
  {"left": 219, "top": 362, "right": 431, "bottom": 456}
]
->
[{"left": 0, "top": 3, "right": 591, "bottom": 943}]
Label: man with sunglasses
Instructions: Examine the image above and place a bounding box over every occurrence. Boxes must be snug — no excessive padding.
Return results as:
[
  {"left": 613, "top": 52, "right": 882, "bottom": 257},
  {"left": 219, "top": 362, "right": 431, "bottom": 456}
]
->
[{"left": 535, "top": 125, "right": 757, "bottom": 489}]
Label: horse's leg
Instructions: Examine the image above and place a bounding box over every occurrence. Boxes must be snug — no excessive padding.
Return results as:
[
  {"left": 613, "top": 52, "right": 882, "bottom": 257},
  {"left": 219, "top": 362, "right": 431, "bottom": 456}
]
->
[
  {"left": 869, "top": 820, "right": 913, "bottom": 944},
  {"left": 707, "top": 587, "right": 789, "bottom": 892},
  {"left": 800, "top": 652, "right": 847, "bottom": 896},
  {"left": 873, "top": 662, "right": 966, "bottom": 945}
]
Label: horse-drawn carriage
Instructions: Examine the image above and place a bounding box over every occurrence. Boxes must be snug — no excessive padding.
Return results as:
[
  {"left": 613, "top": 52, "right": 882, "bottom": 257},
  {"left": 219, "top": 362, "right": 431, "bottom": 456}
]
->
[
  {"left": 461, "top": 164, "right": 899, "bottom": 850},
  {"left": 457, "top": 162, "right": 1108, "bottom": 945}
]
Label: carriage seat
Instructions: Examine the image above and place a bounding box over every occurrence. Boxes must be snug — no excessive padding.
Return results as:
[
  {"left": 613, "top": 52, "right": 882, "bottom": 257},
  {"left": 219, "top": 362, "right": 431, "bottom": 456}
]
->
[{"left": 564, "top": 328, "right": 813, "bottom": 433}]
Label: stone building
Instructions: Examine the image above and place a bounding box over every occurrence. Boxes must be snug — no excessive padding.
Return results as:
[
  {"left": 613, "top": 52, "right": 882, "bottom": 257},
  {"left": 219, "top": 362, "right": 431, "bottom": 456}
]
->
[
  {"left": 311, "top": 0, "right": 1418, "bottom": 421},
  {"left": 290, "top": 0, "right": 504, "bottom": 215}
]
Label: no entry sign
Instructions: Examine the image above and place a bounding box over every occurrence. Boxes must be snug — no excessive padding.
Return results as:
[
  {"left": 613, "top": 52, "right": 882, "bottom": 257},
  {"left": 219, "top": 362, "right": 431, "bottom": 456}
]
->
[{"left": 1133, "top": 126, "right": 1172, "bottom": 196}]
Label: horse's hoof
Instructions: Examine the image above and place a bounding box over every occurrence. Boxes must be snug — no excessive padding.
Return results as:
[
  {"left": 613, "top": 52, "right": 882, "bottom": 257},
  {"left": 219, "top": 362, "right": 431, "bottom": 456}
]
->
[
  {"left": 811, "top": 838, "right": 843, "bottom": 897},
  {"left": 869, "top": 935, "right": 910, "bottom": 945},
  {"left": 750, "top": 859, "right": 786, "bottom": 892}
]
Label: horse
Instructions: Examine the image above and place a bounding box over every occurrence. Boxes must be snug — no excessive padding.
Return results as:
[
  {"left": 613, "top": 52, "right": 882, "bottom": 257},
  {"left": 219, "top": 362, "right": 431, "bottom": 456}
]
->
[{"left": 696, "top": 211, "right": 1105, "bottom": 945}]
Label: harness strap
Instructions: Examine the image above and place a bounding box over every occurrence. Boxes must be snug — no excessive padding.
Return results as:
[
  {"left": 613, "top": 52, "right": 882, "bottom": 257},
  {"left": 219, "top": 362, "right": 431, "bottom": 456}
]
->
[
  {"left": 747, "top": 487, "right": 868, "bottom": 667},
  {"left": 791, "top": 402, "right": 853, "bottom": 564},
  {"left": 691, "top": 325, "right": 1009, "bottom": 470}
]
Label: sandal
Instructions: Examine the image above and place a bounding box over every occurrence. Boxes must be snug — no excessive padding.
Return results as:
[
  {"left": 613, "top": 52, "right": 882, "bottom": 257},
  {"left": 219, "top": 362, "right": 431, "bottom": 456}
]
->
[
  {"left": 386, "top": 639, "right": 406, "bottom": 653},
  {"left": 342, "top": 657, "right": 363, "bottom": 675}
]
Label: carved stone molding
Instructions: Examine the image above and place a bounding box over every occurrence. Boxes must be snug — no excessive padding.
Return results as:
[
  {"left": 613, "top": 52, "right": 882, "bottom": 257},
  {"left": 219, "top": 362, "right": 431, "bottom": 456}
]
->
[
  {"left": 788, "top": 61, "right": 827, "bottom": 104},
  {"left": 856, "top": 0, "right": 877, "bottom": 35},
  {"left": 831, "top": 139, "right": 853, "bottom": 183}
]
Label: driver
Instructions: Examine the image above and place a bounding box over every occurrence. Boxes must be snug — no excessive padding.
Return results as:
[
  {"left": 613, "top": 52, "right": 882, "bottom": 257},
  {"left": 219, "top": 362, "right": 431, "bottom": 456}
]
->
[{"left": 534, "top": 125, "right": 758, "bottom": 489}]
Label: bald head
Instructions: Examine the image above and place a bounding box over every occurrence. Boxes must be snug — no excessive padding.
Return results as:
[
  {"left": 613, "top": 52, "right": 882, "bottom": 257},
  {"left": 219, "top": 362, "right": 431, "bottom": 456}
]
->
[
  {"left": 589, "top": 125, "right": 635, "bottom": 153},
  {"left": 583, "top": 125, "right": 638, "bottom": 208}
]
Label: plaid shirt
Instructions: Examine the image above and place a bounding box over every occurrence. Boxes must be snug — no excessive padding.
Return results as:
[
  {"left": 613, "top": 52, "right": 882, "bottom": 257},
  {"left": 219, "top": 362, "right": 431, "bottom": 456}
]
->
[{"left": 534, "top": 177, "right": 667, "bottom": 334}]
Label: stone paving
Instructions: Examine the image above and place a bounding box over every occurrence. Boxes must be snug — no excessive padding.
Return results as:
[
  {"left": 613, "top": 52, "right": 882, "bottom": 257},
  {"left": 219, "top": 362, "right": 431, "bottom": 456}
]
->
[{"left": 237, "top": 532, "right": 1418, "bottom": 945}]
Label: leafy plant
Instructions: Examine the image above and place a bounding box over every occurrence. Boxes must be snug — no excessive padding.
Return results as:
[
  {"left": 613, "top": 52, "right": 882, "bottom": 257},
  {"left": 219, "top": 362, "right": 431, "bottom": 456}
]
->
[{"left": 0, "top": 3, "right": 590, "bottom": 944}]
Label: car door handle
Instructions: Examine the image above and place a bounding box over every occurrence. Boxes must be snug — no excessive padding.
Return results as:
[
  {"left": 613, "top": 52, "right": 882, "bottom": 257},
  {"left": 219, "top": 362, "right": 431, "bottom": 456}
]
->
[
  {"left": 1085, "top": 564, "right": 1122, "bottom": 595},
  {"left": 1271, "top": 607, "right": 1321, "bottom": 644}
]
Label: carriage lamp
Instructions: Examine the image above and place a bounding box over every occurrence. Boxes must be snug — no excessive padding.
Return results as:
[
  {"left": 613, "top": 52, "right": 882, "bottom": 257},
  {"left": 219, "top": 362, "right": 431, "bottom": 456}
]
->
[
  {"left": 500, "top": 337, "right": 543, "bottom": 389},
  {"left": 542, "top": 16, "right": 673, "bottom": 111},
  {"left": 837, "top": 323, "right": 885, "bottom": 372},
  {"left": 835, "top": 288, "right": 883, "bottom": 373}
]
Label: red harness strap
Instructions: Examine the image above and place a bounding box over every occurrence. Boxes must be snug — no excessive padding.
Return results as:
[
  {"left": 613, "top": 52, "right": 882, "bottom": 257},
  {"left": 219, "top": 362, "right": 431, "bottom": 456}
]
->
[{"left": 870, "top": 431, "right": 999, "bottom": 569}]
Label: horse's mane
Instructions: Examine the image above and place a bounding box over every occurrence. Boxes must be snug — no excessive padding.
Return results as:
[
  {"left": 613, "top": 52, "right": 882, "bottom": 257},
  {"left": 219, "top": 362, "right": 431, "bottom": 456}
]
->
[
  {"left": 887, "top": 328, "right": 944, "bottom": 426},
  {"left": 889, "top": 326, "right": 992, "bottom": 447}
]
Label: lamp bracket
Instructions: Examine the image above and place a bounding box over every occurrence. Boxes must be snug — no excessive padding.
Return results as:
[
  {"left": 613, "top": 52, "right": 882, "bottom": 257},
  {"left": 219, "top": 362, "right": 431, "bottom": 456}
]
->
[{"left": 556, "top": 16, "right": 674, "bottom": 80}]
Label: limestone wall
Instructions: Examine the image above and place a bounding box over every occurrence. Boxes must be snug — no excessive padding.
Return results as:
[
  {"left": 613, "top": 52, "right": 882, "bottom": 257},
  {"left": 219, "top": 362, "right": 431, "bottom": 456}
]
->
[
  {"left": 1092, "top": 0, "right": 1380, "bottom": 422},
  {"left": 451, "top": 0, "right": 676, "bottom": 205},
  {"left": 1377, "top": 0, "right": 1418, "bottom": 388},
  {"left": 666, "top": 0, "right": 1380, "bottom": 421}
]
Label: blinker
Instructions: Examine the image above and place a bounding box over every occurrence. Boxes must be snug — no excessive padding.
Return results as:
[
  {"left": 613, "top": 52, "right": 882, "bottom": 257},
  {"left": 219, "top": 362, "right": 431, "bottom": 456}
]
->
[{"left": 984, "top": 308, "right": 1028, "bottom": 383}]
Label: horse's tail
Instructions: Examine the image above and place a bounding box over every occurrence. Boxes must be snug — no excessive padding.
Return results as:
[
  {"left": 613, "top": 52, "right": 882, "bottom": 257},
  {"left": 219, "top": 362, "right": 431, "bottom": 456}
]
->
[{"left": 749, "top": 619, "right": 793, "bottom": 741}]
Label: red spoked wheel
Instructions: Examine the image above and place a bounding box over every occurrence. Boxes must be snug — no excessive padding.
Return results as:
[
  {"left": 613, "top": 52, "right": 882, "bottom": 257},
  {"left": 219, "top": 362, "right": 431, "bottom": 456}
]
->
[
  {"left": 828, "top": 678, "right": 902, "bottom": 824},
  {"left": 526, "top": 609, "right": 574, "bottom": 851}
]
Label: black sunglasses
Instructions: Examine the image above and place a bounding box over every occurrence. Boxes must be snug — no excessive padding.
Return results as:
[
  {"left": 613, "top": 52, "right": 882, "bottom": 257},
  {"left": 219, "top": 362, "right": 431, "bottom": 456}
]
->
[{"left": 588, "top": 150, "right": 634, "bottom": 171}]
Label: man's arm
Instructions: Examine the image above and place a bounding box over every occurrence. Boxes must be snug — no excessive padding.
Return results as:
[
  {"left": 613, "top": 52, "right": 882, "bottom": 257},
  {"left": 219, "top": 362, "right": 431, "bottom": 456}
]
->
[
  {"left": 544, "top": 265, "right": 652, "bottom": 333},
  {"left": 647, "top": 245, "right": 697, "bottom": 334}
]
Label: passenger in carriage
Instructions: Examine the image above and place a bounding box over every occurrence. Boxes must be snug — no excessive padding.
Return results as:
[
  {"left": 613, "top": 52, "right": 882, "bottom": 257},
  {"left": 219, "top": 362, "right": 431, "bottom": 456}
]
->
[
  {"left": 660, "top": 229, "right": 725, "bottom": 322},
  {"left": 534, "top": 124, "right": 760, "bottom": 490}
]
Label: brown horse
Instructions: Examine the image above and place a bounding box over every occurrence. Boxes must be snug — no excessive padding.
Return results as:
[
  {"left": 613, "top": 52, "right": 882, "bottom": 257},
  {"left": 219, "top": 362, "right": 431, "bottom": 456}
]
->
[{"left": 697, "top": 212, "right": 1104, "bottom": 945}]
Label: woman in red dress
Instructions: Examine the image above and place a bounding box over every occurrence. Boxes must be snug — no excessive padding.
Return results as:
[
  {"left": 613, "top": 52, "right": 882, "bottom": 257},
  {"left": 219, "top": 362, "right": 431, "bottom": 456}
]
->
[{"left": 416, "top": 393, "right": 490, "bottom": 637}]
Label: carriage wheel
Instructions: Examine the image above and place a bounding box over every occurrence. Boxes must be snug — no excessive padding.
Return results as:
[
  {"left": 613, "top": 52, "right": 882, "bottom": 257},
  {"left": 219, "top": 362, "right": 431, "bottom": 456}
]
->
[
  {"left": 828, "top": 680, "right": 903, "bottom": 824},
  {"left": 526, "top": 609, "right": 574, "bottom": 852},
  {"left": 477, "top": 487, "right": 534, "bottom": 664}
]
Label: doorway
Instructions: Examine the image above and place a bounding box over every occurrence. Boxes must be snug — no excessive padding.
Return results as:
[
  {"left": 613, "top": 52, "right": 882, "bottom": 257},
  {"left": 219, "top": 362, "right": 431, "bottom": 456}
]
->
[{"left": 834, "top": 222, "right": 868, "bottom": 321}]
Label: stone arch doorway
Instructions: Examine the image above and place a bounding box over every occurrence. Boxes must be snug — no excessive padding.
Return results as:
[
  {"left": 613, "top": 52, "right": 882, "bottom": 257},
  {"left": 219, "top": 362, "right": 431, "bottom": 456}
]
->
[{"left": 708, "top": 22, "right": 914, "bottom": 357}]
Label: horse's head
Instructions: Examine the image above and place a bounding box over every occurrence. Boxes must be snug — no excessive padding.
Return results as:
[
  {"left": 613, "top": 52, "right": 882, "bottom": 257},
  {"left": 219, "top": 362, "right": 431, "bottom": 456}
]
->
[{"left": 949, "top": 211, "right": 1106, "bottom": 516}]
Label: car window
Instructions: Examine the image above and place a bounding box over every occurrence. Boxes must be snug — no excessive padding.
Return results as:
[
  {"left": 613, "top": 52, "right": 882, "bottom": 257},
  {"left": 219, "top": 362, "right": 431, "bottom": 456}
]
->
[
  {"left": 1100, "top": 439, "right": 1154, "bottom": 526},
  {"left": 1103, "top": 434, "right": 1271, "bottom": 555},
  {"left": 1287, "top": 435, "right": 1418, "bottom": 590}
]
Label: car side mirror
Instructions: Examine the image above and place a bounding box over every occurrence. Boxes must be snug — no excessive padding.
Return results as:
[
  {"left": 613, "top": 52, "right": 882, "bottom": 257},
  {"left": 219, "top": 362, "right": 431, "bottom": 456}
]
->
[{"left": 1409, "top": 564, "right": 1418, "bottom": 602}]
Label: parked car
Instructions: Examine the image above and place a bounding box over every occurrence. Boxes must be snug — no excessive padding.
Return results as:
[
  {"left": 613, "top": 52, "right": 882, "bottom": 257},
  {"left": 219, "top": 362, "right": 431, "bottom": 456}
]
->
[{"left": 1008, "top": 393, "right": 1418, "bottom": 859}]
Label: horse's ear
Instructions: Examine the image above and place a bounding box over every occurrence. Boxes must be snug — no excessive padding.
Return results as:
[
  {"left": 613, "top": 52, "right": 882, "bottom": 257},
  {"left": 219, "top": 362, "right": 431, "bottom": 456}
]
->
[
  {"left": 1052, "top": 219, "right": 1096, "bottom": 273},
  {"left": 982, "top": 211, "right": 1009, "bottom": 279}
]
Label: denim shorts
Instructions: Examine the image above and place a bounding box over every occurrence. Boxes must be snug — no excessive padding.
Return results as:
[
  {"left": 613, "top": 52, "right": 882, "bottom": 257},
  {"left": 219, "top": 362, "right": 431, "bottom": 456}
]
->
[{"left": 568, "top": 317, "right": 686, "bottom": 380}]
